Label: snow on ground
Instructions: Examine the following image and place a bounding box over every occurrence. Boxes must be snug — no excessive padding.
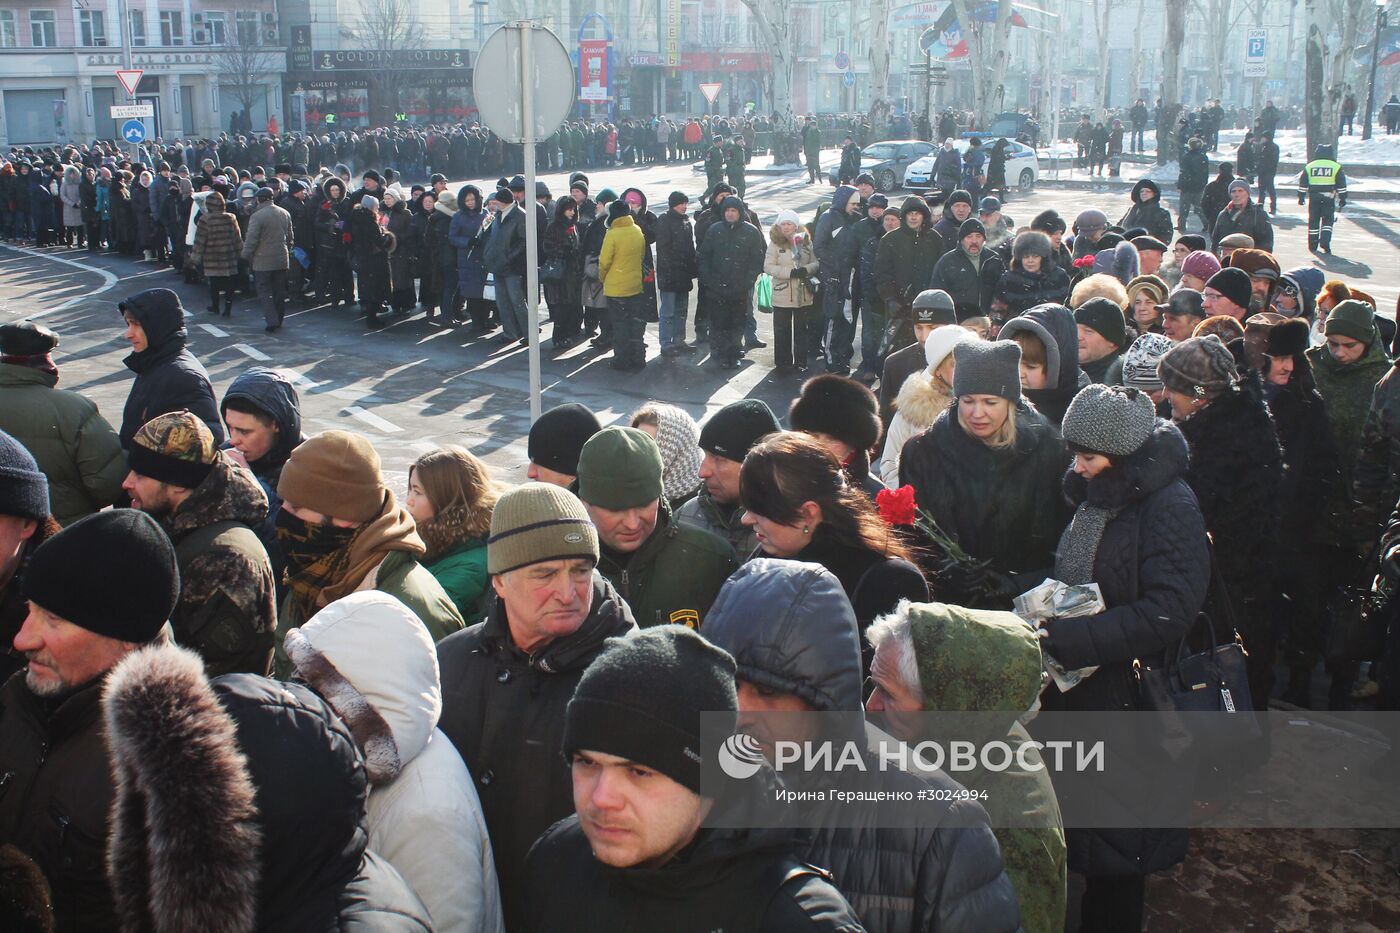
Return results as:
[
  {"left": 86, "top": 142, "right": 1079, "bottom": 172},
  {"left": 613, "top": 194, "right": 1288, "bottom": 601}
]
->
[{"left": 1040, "top": 129, "right": 1400, "bottom": 166}]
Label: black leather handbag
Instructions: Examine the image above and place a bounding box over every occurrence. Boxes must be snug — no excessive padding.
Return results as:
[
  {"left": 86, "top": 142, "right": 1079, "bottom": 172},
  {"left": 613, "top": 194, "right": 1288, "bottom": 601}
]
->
[{"left": 1135, "top": 549, "right": 1259, "bottom": 761}]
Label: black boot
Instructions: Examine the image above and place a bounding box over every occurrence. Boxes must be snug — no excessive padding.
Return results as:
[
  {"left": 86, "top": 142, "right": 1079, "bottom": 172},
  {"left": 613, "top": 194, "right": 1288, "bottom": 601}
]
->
[{"left": 221, "top": 300, "right": 233, "bottom": 317}]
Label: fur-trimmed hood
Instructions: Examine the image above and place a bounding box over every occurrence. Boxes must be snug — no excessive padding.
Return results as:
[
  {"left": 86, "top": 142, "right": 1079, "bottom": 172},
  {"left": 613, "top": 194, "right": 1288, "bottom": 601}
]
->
[
  {"left": 103, "top": 643, "right": 261, "bottom": 933},
  {"left": 164, "top": 453, "right": 269, "bottom": 540},
  {"left": 893, "top": 368, "right": 956, "bottom": 432},
  {"left": 285, "top": 591, "right": 441, "bottom": 785}
]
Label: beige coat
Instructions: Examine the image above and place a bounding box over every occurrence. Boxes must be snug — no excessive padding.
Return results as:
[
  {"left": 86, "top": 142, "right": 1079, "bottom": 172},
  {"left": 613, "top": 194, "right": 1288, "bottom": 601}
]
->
[{"left": 762, "top": 228, "right": 820, "bottom": 309}]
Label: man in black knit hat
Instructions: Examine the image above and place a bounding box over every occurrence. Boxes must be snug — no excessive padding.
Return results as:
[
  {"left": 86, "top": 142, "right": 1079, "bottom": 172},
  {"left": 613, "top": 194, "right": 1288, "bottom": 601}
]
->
[
  {"left": 526, "top": 403, "right": 602, "bottom": 488},
  {"left": 676, "top": 399, "right": 782, "bottom": 554},
  {"left": 0, "top": 509, "right": 179, "bottom": 932},
  {"left": 523, "top": 625, "right": 865, "bottom": 931},
  {"left": 0, "top": 429, "right": 61, "bottom": 682}
]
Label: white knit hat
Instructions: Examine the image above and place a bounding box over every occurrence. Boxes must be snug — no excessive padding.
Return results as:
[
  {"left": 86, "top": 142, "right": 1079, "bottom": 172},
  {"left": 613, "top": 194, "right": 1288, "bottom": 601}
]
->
[
  {"left": 925, "top": 326, "right": 979, "bottom": 374},
  {"left": 775, "top": 209, "right": 802, "bottom": 229}
]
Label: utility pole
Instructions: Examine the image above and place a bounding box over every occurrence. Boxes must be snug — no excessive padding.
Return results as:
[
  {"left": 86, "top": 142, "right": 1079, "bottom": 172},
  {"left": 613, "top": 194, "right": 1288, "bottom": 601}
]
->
[{"left": 1362, "top": 0, "right": 1388, "bottom": 140}]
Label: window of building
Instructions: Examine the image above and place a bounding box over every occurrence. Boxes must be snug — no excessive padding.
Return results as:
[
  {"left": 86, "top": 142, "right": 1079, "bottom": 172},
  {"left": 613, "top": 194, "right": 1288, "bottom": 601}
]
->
[
  {"left": 723, "top": 15, "right": 737, "bottom": 43},
  {"left": 29, "top": 10, "right": 56, "bottom": 47},
  {"left": 130, "top": 10, "right": 146, "bottom": 46},
  {"left": 79, "top": 10, "right": 107, "bottom": 46},
  {"left": 160, "top": 10, "right": 184, "bottom": 46},
  {"left": 0, "top": 11, "right": 15, "bottom": 48},
  {"left": 234, "top": 11, "right": 259, "bottom": 46},
  {"left": 204, "top": 12, "right": 227, "bottom": 45}
]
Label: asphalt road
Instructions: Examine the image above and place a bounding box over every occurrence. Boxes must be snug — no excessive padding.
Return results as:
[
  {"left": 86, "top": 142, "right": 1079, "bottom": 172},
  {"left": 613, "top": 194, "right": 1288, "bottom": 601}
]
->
[{"left": 2, "top": 160, "right": 1397, "bottom": 494}]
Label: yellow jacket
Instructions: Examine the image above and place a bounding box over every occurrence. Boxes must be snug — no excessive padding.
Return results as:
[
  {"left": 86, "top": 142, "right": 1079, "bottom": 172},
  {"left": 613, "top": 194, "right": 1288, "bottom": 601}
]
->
[{"left": 599, "top": 214, "right": 645, "bottom": 298}]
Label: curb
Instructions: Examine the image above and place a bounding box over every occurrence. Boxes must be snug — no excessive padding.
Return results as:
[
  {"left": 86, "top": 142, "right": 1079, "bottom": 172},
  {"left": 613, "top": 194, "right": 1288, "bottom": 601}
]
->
[{"left": 1036, "top": 177, "right": 1400, "bottom": 202}]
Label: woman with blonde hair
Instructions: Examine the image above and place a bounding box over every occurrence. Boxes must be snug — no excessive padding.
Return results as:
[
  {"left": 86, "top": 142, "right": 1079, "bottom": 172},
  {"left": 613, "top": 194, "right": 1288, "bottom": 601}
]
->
[
  {"left": 900, "top": 340, "right": 1070, "bottom": 608},
  {"left": 405, "top": 446, "right": 501, "bottom": 620},
  {"left": 1125, "top": 274, "right": 1168, "bottom": 335}
]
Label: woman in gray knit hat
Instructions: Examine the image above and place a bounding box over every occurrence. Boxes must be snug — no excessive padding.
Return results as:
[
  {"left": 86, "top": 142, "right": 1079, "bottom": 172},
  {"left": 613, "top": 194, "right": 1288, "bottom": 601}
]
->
[
  {"left": 899, "top": 340, "right": 1070, "bottom": 608},
  {"left": 1041, "top": 383, "right": 1210, "bottom": 931}
]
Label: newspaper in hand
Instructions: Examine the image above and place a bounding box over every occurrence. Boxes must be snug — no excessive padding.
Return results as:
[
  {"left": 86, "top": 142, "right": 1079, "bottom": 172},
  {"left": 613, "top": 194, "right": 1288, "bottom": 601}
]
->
[{"left": 1012, "top": 580, "right": 1107, "bottom": 692}]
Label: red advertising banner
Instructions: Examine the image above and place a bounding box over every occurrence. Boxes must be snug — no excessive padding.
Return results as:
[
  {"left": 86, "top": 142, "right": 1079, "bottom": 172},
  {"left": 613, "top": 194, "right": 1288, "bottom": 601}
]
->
[{"left": 579, "top": 39, "right": 609, "bottom": 102}]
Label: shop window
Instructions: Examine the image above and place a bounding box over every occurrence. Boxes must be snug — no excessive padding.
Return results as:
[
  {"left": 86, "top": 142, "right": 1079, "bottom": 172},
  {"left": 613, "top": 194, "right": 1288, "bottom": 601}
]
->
[
  {"left": 160, "top": 10, "right": 184, "bottom": 46},
  {"left": 80, "top": 10, "right": 107, "bottom": 47},
  {"left": 29, "top": 10, "right": 56, "bottom": 48},
  {"left": 130, "top": 10, "right": 146, "bottom": 46}
]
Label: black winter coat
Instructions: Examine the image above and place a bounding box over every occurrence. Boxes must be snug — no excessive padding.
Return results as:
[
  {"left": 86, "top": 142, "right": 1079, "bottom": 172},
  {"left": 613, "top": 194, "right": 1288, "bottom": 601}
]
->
[
  {"left": 929, "top": 248, "right": 1003, "bottom": 321},
  {"left": 1039, "top": 423, "right": 1208, "bottom": 879},
  {"left": 1177, "top": 150, "right": 1210, "bottom": 191},
  {"left": 1118, "top": 180, "right": 1175, "bottom": 244},
  {"left": 874, "top": 212, "right": 944, "bottom": 309},
  {"left": 541, "top": 202, "right": 584, "bottom": 306},
  {"left": 524, "top": 804, "right": 866, "bottom": 932},
  {"left": 655, "top": 205, "right": 698, "bottom": 293},
  {"left": 1177, "top": 374, "right": 1283, "bottom": 628},
  {"left": 119, "top": 291, "right": 224, "bottom": 449},
  {"left": 697, "top": 208, "right": 765, "bottom": 300},
  {"left": 1266, "top": 368, "right": 1336, "bottom": 541},
  {"left": 993, "top": 264, "right": 1071, "bottom": 318},
  {"left": 350, "top": 207, "right": 392, "bottom": 303},
  {"left": 901, "top": 404, "right": 1070, "bottom": 605},
  {"left": 385, "top": 202, "right": 416, "bottom": 291},
  {"left": 437, "top": 574, "right": 637, "bottom": 931},
  {"left": 1200, "top": 174, "right": 1233, "bottom": 227},
  {"left": 1210, "top": 200, "right": 1274, "bottom": 253}
]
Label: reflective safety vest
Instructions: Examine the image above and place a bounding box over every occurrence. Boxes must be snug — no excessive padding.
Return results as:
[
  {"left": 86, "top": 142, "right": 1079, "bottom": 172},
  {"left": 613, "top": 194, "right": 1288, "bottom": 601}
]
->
[
  {"left": 1304, "top": 159, "right": 1341, "bottom": 187},
  {"left": 325, "top": 113, "right": 338, "bottom": 125}
]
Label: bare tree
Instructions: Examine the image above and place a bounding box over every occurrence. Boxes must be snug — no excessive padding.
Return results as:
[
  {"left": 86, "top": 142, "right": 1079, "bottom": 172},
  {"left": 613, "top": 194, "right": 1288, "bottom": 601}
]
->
[
  {"left": 357, "top": 0, "right": 425, "bottom": 127},
  {"left": 1090, "top": 0, "right": 1120, "bottom": 110},
  {"left": 736, "top": 0, "right": 795, "bottom": 121},
  {"left": 866, "top": 0, "right": 894, "bottom": 134},
  {"left": 1157, "top": 0, "right": 1189, "bottom": 164},
  {"left": 1306, "top": 0, "right": 1368, "bottom": 159},
  {"left": 948, "top": 0, "right": 1016, "bottom": 128},
  {"left": 1191, "top": 0, "right": 1250, "bottom": 101},
  {"left": 214, "top": 25, "right": 281, "bottom": 130}
]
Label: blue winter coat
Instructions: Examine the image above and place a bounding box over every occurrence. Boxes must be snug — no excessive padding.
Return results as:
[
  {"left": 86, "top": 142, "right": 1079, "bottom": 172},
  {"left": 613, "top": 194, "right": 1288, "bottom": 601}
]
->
[{"left": 446, "top": 185, "right": 490, "bottom": 298}]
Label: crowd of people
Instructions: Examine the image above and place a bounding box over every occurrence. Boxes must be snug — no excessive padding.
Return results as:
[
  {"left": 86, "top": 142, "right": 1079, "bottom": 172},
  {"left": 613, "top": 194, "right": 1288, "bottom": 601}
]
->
[{"left": 0, "top": 107, "right": 1398, "bottom": 933}]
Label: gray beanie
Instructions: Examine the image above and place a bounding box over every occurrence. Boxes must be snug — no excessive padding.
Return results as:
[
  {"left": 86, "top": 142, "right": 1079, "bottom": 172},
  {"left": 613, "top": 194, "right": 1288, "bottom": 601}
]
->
[
  {"left": 1121, "top": 333, "right": 1175, "bottom": 392},
  {"left": 1062, "top": 385, "right": 1157, "bottom": 456},
  {"left": 952, "top": 340, "right": 1021, "bottom": 401},
  {"left": 1158, "top": 335, "right": 1239, "bottom": 399},
  {"left": 912, "top": 289, "right": 958, "bottom": 325}
]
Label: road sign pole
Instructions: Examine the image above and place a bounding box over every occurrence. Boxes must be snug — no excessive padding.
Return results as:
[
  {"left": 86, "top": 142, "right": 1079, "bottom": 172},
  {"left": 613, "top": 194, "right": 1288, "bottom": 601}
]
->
[{"left": 521, "top": 24, "right": 542, "bottom": 424}]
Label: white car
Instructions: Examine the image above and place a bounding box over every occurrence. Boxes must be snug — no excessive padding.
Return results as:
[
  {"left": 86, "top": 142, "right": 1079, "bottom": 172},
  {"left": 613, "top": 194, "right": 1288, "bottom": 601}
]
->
[{"left": 903, "top": 139, "right": 1040, "bottom": 195}]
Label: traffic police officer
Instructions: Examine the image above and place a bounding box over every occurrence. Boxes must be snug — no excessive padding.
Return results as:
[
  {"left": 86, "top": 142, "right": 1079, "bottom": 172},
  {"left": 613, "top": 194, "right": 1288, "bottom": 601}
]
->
[{"left": 1298, "top": 143, "right": 1348, "bottom": 254}]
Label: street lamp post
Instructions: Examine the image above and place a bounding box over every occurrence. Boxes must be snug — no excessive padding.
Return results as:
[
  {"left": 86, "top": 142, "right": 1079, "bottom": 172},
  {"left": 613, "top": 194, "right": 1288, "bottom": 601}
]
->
[{"left": 1363, "top": 0, "right": 1388, "bottom": 140}]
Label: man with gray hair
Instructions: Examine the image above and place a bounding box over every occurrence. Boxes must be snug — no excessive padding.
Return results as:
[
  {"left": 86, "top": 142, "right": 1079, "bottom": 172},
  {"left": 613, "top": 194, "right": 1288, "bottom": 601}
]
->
[
  {"left": 436, "top": 483, "right": 636, "bottom": 930},
  {"left": 866, "top": 601, "right": 1067, "bottom": 933}
]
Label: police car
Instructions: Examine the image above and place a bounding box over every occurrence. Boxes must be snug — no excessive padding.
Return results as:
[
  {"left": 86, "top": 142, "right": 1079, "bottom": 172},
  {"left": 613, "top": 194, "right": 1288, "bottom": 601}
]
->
[{"left": 903, "top": 139, "right": 1041, "bottom": 195}]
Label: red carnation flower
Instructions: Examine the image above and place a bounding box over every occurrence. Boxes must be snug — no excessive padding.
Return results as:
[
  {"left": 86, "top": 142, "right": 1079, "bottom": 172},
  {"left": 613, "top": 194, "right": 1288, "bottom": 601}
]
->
[{"left": 876, "top": 484, "right": 918, "bottom": 526}]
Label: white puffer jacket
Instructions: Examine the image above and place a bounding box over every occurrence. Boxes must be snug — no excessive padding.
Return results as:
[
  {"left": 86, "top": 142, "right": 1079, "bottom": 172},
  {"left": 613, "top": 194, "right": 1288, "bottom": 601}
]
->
[{"left": 286, "top": 592, "right": 505, "bottom": 933}]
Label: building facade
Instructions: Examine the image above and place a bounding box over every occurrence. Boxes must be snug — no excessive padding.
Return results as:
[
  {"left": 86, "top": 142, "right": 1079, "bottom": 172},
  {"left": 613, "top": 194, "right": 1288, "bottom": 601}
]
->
[{"left": 0, "top": 0, "right": 285, "bottom": 147}]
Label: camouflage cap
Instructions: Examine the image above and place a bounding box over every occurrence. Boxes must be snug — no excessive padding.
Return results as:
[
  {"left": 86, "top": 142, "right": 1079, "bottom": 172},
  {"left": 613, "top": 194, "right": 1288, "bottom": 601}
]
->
[{"left": 128, "top": 410, "right": 218, "bottom": 489}]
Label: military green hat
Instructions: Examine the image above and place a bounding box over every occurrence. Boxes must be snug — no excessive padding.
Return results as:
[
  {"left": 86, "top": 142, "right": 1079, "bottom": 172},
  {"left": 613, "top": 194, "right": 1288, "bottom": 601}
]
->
[
  {"left": 1323, "top": 299, "right": 1377, "bottom": 345},
  {"left": 906, "top": 602, "right": 1042, "bottom": 714},
  {"left": 576, "top": 427, "right": 664, "bottom": 511}
]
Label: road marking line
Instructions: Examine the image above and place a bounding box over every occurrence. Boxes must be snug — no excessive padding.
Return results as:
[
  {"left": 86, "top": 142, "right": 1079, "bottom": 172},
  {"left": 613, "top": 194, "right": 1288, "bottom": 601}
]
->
[
  {"left": 281, "top": 368, "right": 325, "bottom": 390},
  {"left": 198, "top": 323, "right": 229, "bottom": 337},
  {"left": 344, "top": 405, "right": 403, "bottom": 433},
  {"left": 232, "top": 343, "right": 271, "bottom": 361},
  {"left": 0, "top": 243, "right": 120, "bottom": 316}
]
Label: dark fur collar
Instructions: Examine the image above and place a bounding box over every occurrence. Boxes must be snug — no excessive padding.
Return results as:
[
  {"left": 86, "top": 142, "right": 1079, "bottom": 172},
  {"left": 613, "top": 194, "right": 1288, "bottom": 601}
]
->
[
  {"left": 103, "top": 644, "right": 261, "bottom": 933},
  {"left": 1063, "top": 420, "right": 1190, "bottom": 511}
]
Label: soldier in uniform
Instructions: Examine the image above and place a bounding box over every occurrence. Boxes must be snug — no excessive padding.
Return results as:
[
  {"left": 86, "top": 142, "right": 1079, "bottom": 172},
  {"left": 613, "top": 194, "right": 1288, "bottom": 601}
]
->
[
  {"left": 1298, "top": 143, "right": 1348, "bottom": 254},
  {"left": 704, "top": 135, "right": 726, "bottom": 194},
  {"left": 725, "top": 134, "right": 748, "bottom": 200}
]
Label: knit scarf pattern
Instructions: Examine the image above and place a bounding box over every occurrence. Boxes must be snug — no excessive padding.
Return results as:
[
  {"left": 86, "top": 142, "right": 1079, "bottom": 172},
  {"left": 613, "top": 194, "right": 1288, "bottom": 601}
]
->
[
  {"left": 286, "top": 527, "right": 363, "bottom": 622},
  {"left": 1054, "top": 502, "right": 1121, "bottom": 586}
]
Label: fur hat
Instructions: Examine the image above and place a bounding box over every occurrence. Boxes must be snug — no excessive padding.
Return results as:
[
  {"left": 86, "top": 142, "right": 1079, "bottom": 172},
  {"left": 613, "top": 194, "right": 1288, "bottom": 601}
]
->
[
  {"left": 1266, "top": 318, "right": 1312, "bottom": 357},
  {"left": 1013, "top": 230, "right": 1053, "bottom": 265},
  {"left": 788, "top": 374, "right": 882, "bottom": 452},
  {"left": 1193, "top": 314, "right": 1246, "bottom": 343},
  {"left": 1228, "top": 248, "right": 1280, "bottom": 280},
  {"left": 1070, "top": 273, "right": 1128, "bottom": 311},
  {"left": 1031, "top": 209, "right": 1067, "bottom": 235}
]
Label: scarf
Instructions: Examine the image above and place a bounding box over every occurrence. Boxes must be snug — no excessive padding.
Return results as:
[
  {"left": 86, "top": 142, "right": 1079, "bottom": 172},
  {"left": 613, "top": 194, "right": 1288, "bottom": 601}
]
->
[
  {"left": 1, "top": 352, "right": 58, "bottom": 379},
  {"left": 276, "top": 509, "right": 360, "bottom": 620},
  {"left": 1054, "top": 501, "right": 1121, "bottom": 585}
]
